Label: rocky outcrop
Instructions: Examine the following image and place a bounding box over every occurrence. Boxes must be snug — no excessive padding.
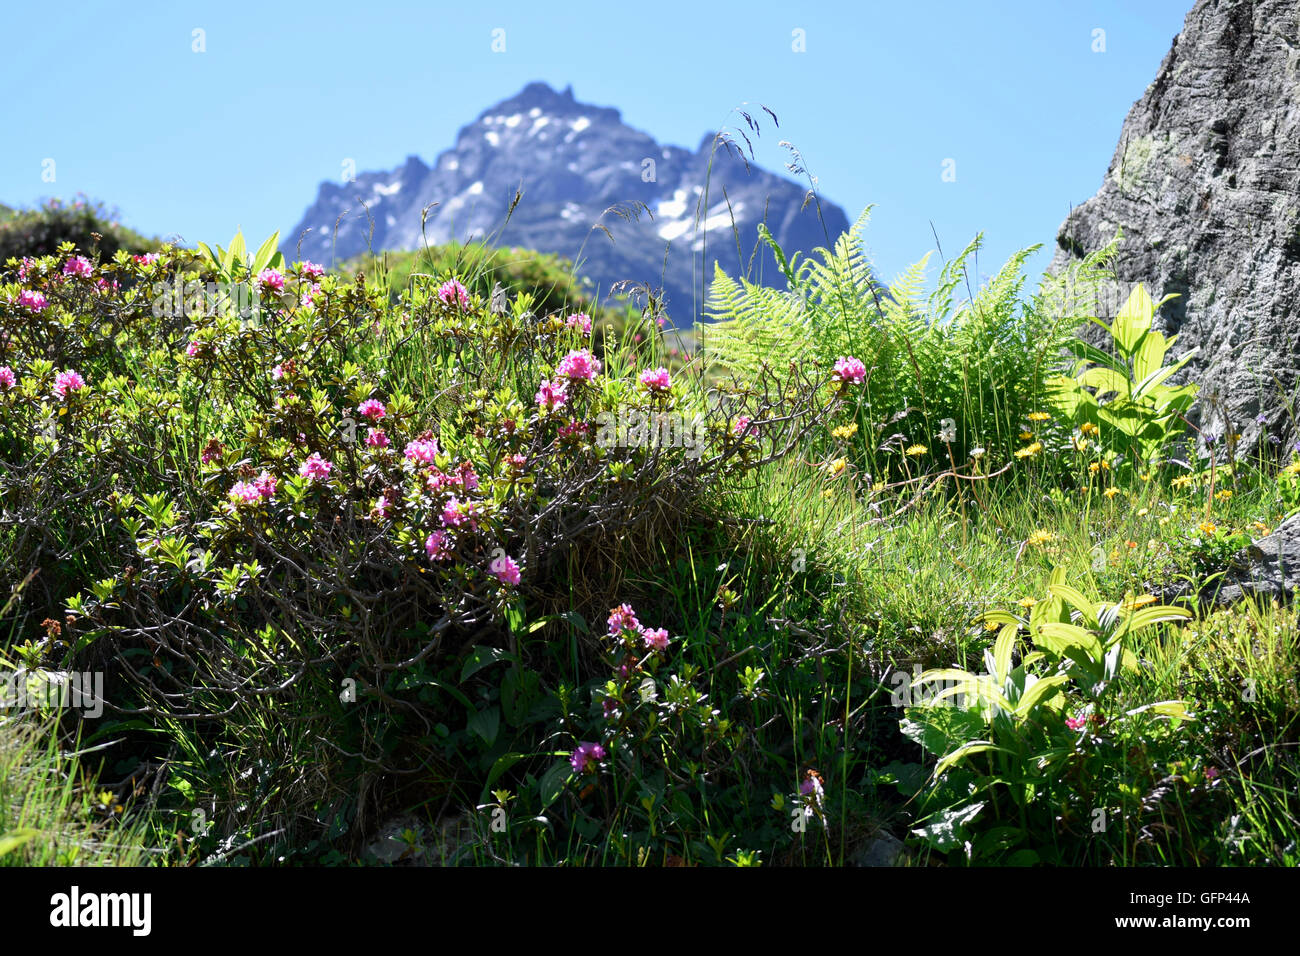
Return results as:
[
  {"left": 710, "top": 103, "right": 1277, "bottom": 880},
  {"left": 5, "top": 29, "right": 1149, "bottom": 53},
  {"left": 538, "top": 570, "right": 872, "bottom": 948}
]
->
[
  {"left": 285, "top": 82, "right": 850, "bottom": 326},
  {"left": 1156, "top": 512, "right": 1300, "bottom": 607},
  {"left": 1051, "top": 0, "right": 1300, "bottom": 455}
]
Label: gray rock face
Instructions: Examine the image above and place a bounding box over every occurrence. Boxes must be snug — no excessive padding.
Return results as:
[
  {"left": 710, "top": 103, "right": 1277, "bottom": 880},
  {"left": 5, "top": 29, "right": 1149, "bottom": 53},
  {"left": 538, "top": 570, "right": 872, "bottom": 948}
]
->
[
  {"left": 284, "top": 82, "right": 849, "bottom": 326},
  {"left": 1156, "top": 512, "right": 1300, "bottom": 607},
  {"left": 1050, "top": 0, "right": 1300, "bottom": 454}
]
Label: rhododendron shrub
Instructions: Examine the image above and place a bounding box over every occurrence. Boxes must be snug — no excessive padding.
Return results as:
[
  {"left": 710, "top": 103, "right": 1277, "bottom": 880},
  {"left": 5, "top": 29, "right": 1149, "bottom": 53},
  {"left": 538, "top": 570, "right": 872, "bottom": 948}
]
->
[{"left": 0, "top": 243, "right": 840, "bottom": 851}]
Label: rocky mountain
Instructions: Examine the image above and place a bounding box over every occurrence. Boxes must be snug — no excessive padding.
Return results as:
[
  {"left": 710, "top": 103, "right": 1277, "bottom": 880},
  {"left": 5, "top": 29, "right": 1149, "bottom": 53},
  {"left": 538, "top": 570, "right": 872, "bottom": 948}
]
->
[
  {"left": 1050, "top": 0, "right": 1300, "bottom": 452},
  {"left": 284, "top": 82, "right": 850, "bottom": 325}
]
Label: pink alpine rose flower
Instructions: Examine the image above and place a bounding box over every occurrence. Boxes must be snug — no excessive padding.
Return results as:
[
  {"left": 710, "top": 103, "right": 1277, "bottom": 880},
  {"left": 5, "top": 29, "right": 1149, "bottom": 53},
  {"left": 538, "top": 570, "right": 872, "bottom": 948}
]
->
[
  {"left": 365, "top": 428, "right": 390, "bottom": 448},
  {"left": 299, "top": 453, "right": 332, "bottom": 482},
  {"left": 535, "top": 379, "right": 568, "bottom": 412},
  {"left": 253, "top": 472, "right": 277, "bottom": 499},
  {"left": 17, "top": 290, "right": 48, "bottom": 312},
  {"left": 404, "top": 437, "right": 440, "bottom": 463},
  {"left": 641, "top": 626, "right": 670, "bottom": 653},
  {"left": 357, "top": 399, "right": 387, "bottom": 421},
  {"left": 229, "top": 481, "right": 263, "bottom": 505},
  {"left": 639, "top": 367, "right": 671, "bottom": 392},
  {"left": 257, "top": 268, "right": 285, "bottom": 293},
  {"left": 52, "top": 370, "right": 86, "bottom": 400},
  {"left": 556, "top": 349, "right": 601, "bottom": 382},
  {"left": 62, "top": 256, "right": 93, "bottom": 278},
  {"left": 566, "top": 312, "right": 592, "bottom": 336},
  {"left": 300, "top": 261, "right": 325, "bottom": 279},
  {"left": 607, "top": 604, "right": 640, "bottom": 635},
  {"left": 437, "top": 279, "right": 470, "bottom": 309},
  {"left": 832, "top": 356, "right": 867, "bottom": 385},
  {"left": 489, "top": 553, "right": 521, "bottom": 586},
  {"left": 0, "top": 366, "right": 15, "bottom": 390},
  {"left": 425, "top": 529, "right": 452, "bottom": 561}
]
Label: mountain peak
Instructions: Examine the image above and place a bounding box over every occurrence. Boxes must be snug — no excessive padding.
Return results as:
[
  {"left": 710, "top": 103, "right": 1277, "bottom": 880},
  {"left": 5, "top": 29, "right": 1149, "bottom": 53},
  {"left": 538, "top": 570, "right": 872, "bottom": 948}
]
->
[{"left": 285, "top": 87, "right": 850, "bottom": 324}]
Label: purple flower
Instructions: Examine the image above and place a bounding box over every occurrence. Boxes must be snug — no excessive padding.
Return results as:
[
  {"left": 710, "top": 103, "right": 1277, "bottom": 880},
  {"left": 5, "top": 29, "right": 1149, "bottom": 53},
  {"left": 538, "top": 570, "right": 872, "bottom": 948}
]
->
[
  {"left": 607, "top": 604, "right": 640, "bottom": 635},
  {"left": 570, "top": 741, "right": 607, "bottom": 774}
]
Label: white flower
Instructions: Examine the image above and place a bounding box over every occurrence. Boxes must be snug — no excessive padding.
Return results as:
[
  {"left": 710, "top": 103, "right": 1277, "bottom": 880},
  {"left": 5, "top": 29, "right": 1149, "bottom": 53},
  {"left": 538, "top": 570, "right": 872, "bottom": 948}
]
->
[
  {"left": 938, "top": 418, "right": 957, "bottom": 444},
  {"left": 970, "top": 446, "right": 986, "bottom": 460}
]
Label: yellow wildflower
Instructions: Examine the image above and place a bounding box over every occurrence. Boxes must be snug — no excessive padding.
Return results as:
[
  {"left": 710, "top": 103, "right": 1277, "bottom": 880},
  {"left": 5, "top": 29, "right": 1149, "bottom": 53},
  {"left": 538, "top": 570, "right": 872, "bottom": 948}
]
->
[
  {"left": 1026, "top": 529, "right": 1055, "bottom": 547},
  {"left": 1019, "top": 431, "right": 1035, "bottom": 441},
  {"left": 1216, "top": 488, "right": 1232, "bottom": 501},
  {"left": 1016, "top": 596, "right": 1037, "bottom": 610},
  {"left": 1028, "top": 411, "right": 1051, "bottom": 422},
  {"left": 831, "top": 423, "right": 859, "bottom": 440},
  {"left": 1198, "top": 521, "right": 1217, "bottom": 536},
  {"left": 905, "top": 444, "right": 928, "bottom": 457},
  {"left": 1251, "top": 521, "right": 1270, "bottom": 535},
  {"left": 1080, "top": 422, "right": 1099, "bottom": 436},
  {"left": 1284, "top": 459, "right": 1300, "bottom": 475},
  {"left": 1104, "top": 487, "right": 1120, "bottom": 499},
  {"left": 1171, "top": 475, "right": 1194, "bottom": 489},
  {"left": 1014, "top": 442, "right": 1043, "bottom": 459},
  {"left": 826, "top": 457, "right": 847, "bottom": 477},
  {"left": 1137, "top": 507, "right": 1150, "bottom": 517}
]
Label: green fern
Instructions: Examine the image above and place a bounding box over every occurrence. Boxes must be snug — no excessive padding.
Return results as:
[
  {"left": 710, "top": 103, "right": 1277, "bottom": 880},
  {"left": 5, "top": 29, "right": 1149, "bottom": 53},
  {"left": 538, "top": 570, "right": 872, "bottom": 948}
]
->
[{"left": 702, "top": 209, "right": 1118, "bottom": 472}]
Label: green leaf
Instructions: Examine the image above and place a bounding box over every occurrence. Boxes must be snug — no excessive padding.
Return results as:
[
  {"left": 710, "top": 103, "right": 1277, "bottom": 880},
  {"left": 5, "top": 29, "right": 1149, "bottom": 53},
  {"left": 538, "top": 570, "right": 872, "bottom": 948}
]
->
[
  {"left": 934, "top": 741, "right": 1009, "bottom": 778},
  {"left": 460, "top": 645, "right": 515, "bottom": 682},
  {"left": 538, "top": 759, "right": 573, "bottom": 808},
  {"left": 1013, "top": 674, "right": 1068, "bottom": 719},
  {"left": 222, "top": 230, "right": 246, "bottom": 275},
  {"left": 911, "top": 801, "right": 984, "bottom": 853},
  {"left": 1112, "top": 284, "right": 1154, "bottom": 353},
  {"left": 900, "top": 705, "right": 987, "bottom": 755},
  {"left": 251, "top": 231, "right": 281, "bottom": 274},
  {"left": 466, "top": 706, "right": 501, "bottom": 746}
]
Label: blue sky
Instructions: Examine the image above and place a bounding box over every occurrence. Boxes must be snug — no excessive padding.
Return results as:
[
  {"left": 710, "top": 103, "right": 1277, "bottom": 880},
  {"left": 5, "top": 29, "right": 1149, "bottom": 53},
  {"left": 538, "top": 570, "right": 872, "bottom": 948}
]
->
[{"left": 1, "top": 0, "right": 1191, "bottom": 286}]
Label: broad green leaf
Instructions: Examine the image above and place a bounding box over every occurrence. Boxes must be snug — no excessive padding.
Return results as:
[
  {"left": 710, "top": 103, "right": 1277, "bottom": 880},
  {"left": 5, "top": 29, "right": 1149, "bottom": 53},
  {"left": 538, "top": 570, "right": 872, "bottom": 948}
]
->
[
  {"left": 1013, "top": 674, "right": 1068, "bottom": 719},
  {"left": 1047, "top": 583, "right": 1098, "bottom": 626},
  {"left": 1112, "top": 283, "right": 1154, "bottom": 353},
  {"left": 251, "top": 231, "right": 281, "bottom": 274},
  {"left": 460, "top": 645, "right": 516, "bottom": 682},
  {"left": 934, "top": 741, "right": 1009, "bottom": 778},
  {"left": 910, "top": 801, "right": 985, "bottom": 853},
  {"left": 466, "top": 705, "right": 500, "bottom": 746}
]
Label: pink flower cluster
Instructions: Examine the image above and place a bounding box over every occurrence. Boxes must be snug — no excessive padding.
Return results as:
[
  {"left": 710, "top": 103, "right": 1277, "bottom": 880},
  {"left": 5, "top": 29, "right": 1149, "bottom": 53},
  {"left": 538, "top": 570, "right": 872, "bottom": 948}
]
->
[
  {"left": 437, "top": 279, "right": 470, "bottom": 309},
  {"left": 566, "top": 312, "right": 592, "bottom": 336},
  {"left": 639, "top": 367, "right": 671, "bottom": 392},
  {"left": 570, "top": 741, "right": 606, "bottom": 774},
  {"left": 0, "top": 366, "right": 16, "bottom": 390},
  {"left": 258, "top": 268, "right": 285, "bottom": 293},
  {"left": 62, "top": 256, "right": 92, "bottom": 278},
  {"left": 535, "top": 379, "right": 568, "bottom": 412},
  {"left": 299, "top": 452, "right": 332, "bottom": 482},
  {"left": 366, "top": 428, "right": 390, "bottom": 448},
  {"left": 425, "top": 529, "right": 452, "bottom": 561},
  {"left": 300, "top": 261, "right": 325, "bottom": 279},
  {"left": 832, "top": 356, "right": 867, "bottom": 385},
  {"left": 52, "top": 370, "right": 85, "bottom": 400},
  {"left": 733, "top": 415, "right": 758, "bottom": 437},
  {"left": 18, "top": 290, "right": 48, "bottom": 313},
  {"left": 357, "top": 399, "right": 387, "bottom": 421},
  {"left": 556, "top": 349, "right": 601, "bottom": 381},
  {"left": 229, "top": 473, "right": 276, "bottom": 506},
  {"left": 607, "top": 604, "right": 671, "bottom": 655},
  {"left": 489, "top": 553, "right": 521, "bottom": 586},
  {"left": 404, "top": 437, "right": 440, "bottom": 463}
]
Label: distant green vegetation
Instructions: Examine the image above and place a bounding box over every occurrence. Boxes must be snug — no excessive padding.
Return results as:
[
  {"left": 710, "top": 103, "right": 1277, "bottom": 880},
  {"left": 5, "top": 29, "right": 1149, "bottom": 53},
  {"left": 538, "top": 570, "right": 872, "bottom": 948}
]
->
[{"left": 0, "top": 196, "right": 158, "bottom": 263}]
